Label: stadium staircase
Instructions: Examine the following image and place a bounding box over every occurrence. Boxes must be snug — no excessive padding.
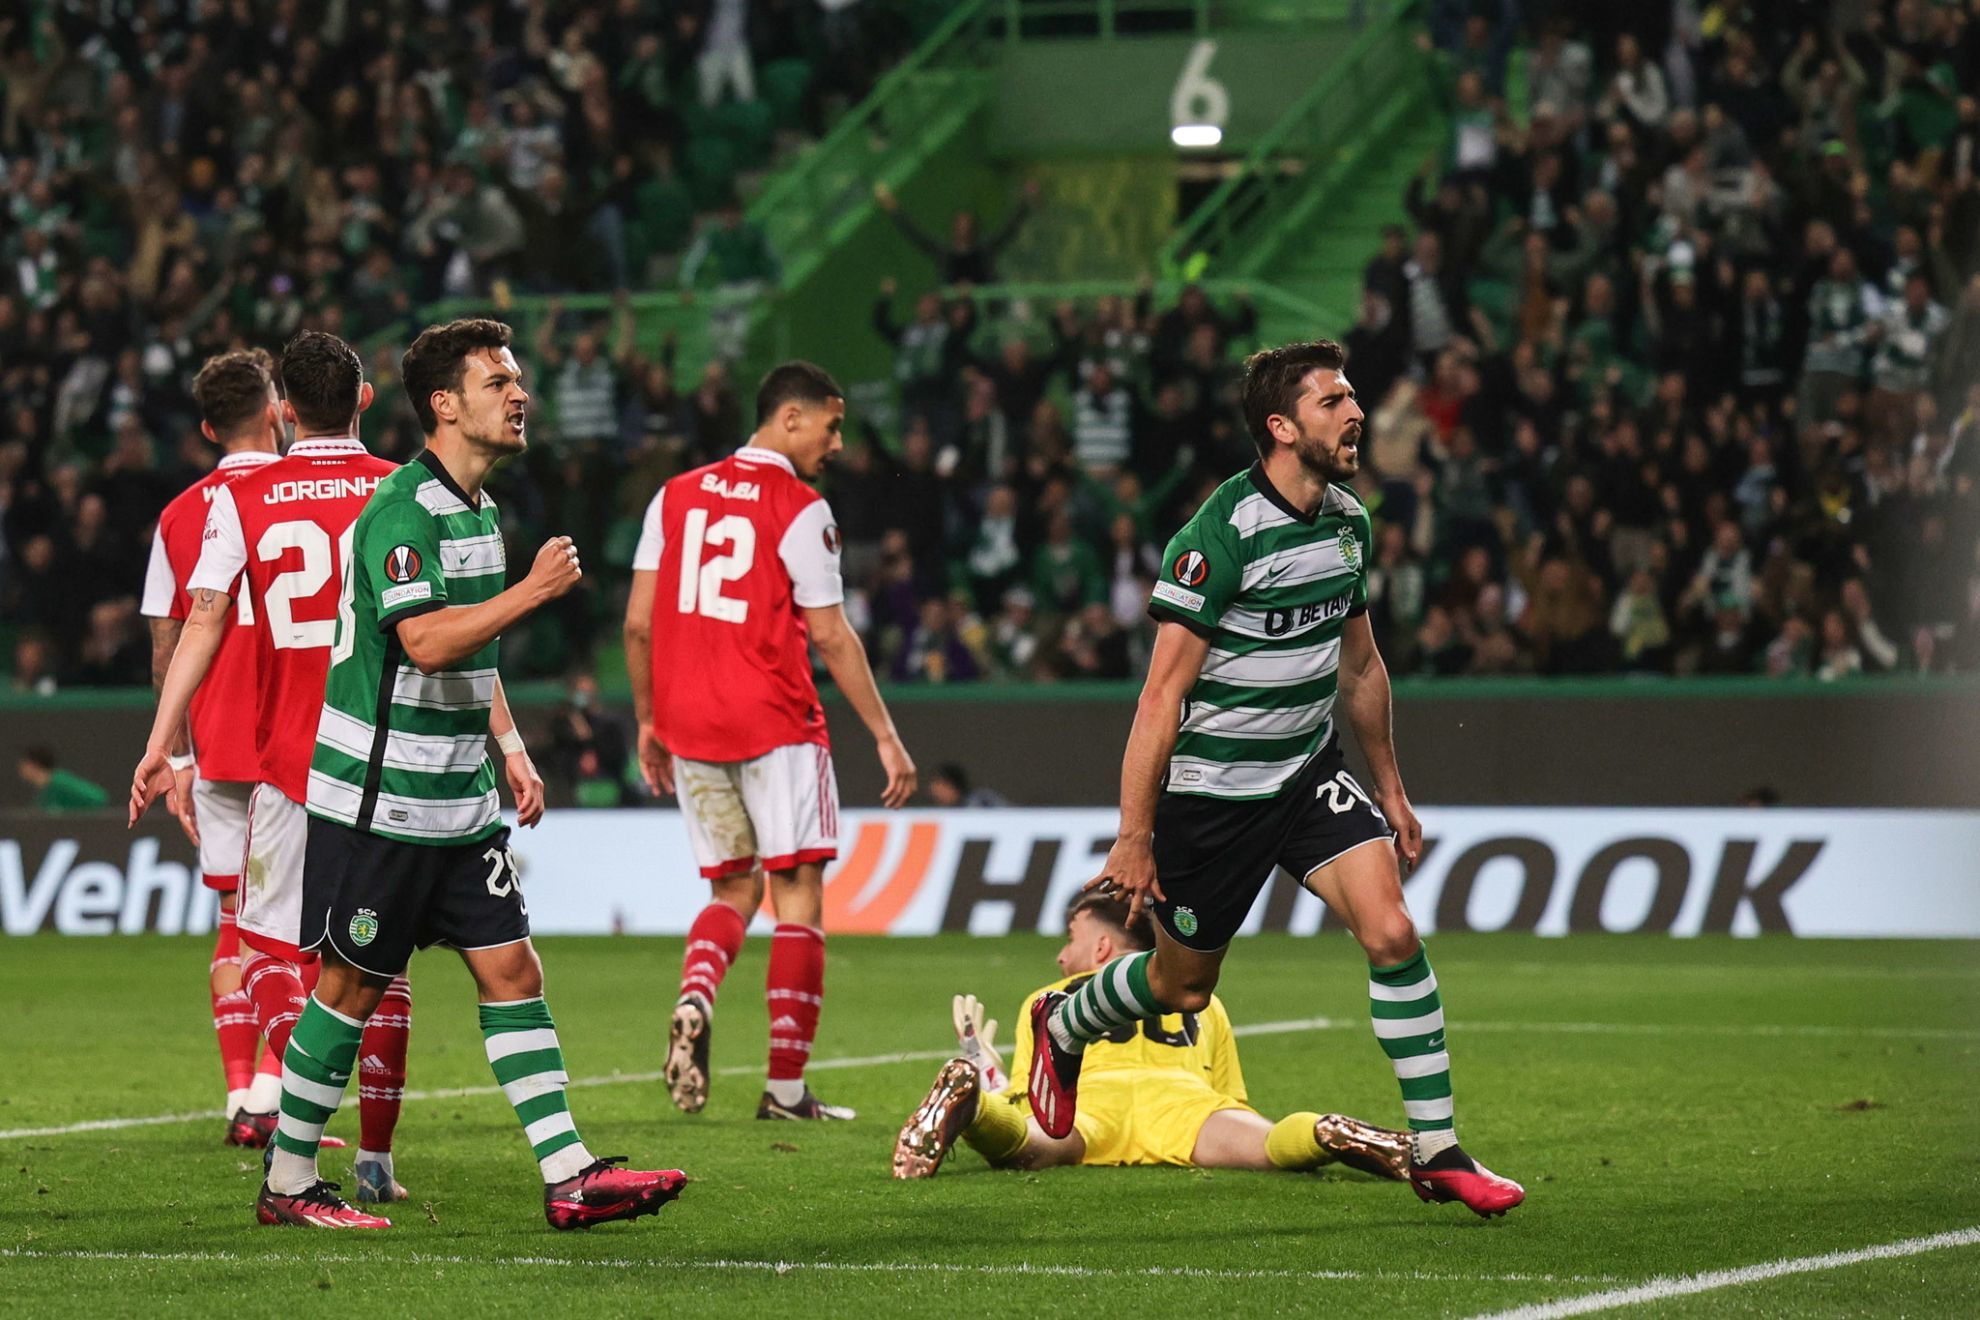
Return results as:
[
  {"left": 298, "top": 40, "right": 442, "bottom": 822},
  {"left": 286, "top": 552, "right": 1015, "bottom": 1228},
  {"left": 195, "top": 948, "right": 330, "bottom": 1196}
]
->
[{"left": 1156, "top": 0, "right": 1443, "bottom": 344}]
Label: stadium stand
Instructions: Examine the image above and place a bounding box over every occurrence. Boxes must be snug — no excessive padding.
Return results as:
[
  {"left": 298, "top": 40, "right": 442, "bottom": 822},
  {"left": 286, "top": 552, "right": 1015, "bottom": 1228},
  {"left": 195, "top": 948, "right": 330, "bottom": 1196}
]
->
[{"left": 2, "top": 1, "right": 1977, "bottom": 693}]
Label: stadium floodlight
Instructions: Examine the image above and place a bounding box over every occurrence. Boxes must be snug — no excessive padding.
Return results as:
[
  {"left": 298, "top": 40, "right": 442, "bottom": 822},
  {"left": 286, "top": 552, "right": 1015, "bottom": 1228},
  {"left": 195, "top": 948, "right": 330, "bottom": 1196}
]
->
[{"left": 1171, "top": 124, "right": 1223, "bottom": 149}]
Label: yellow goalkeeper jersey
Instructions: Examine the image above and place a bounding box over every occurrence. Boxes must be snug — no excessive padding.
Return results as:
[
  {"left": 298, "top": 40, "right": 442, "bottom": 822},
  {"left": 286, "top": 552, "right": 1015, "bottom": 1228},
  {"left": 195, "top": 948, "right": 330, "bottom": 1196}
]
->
[{"left": 1005, "top": 972, "right": 1247, "bottom": 1105}]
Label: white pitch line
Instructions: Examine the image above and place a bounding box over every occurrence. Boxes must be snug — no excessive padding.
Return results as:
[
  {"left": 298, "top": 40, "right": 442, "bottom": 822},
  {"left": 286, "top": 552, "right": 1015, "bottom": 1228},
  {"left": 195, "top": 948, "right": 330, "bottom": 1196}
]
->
[
  {"left": 1470, "top": 1226, "right": 1980, "bottom": 1319},
  {"left": 0, "top": 1246, "right": 1620, "bottom": 1286},
  {"left": 3, "top": 1014, "right": 1971, "bottom": 1143}
]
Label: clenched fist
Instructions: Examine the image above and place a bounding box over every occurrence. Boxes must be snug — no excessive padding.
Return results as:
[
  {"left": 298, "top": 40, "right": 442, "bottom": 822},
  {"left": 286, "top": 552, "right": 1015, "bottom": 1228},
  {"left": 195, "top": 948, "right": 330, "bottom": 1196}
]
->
[{"left": 527, "top": 535, "right": 582, "bottom": 602}]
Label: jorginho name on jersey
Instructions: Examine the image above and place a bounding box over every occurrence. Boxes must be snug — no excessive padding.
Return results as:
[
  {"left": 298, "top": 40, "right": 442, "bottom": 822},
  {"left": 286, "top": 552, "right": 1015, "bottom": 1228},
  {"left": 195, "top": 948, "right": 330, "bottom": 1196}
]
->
[
  {"left": 186, "top": 439, "right": 394, "bottom": 803},
  {"left": 633, "top": 445, "right": 844, "bottom": 764},
  {"left": 1147, "top": 463, "right": 1372, "bottom": 800},
  {"left": 307, "top": 450, "right": 505, "bottom": 847},
  {"left": 140, "top": 450, "right": 279, "bottom": 784}
]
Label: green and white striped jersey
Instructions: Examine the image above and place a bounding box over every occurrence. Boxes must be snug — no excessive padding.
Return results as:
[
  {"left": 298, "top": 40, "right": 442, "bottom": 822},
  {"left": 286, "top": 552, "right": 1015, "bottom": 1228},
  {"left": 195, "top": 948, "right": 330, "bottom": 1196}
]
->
[
  {"left": 307, "top": 450, "right": 504, "bottom": 845},
  {"left": 1148, "top": 464, "right": 1371, "bottom": 800}
]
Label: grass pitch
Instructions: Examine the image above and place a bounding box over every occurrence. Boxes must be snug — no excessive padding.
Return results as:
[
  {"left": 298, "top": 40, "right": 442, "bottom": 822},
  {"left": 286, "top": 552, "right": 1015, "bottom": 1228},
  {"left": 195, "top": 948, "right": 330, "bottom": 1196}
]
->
[{"left": 3, "top": 933, "right": 1977, "bottom": 1317}]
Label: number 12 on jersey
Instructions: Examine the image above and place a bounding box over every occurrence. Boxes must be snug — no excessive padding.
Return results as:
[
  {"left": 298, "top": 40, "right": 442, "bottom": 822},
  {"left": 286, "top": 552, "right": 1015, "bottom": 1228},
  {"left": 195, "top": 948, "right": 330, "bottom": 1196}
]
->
[{"left": 676, "top": 507, "right": 755, "bottom": 623}]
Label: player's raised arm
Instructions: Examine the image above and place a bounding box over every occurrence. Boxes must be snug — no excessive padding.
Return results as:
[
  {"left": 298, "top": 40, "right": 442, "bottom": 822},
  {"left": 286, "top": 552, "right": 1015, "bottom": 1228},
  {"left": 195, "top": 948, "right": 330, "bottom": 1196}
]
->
[
  {"left": 1335, "top": 610, "right": 1421, "bottom": 868},
  {"left": 802, "top": 602, "right": 916, "bottom": 808},
  {"left": 1087, "top": 619, "right": 1210, "bottom": 920},
  {"left": 395, "top": 534, "right": 582, "bottom": 674}
]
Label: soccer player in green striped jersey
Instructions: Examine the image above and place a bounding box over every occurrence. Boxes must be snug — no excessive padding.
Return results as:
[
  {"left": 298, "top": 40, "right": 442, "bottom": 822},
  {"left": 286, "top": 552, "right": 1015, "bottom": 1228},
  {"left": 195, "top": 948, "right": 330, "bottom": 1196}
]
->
[
  {"left": 1025, "top": 340, "right": 1524, "bottom": 1217},
  {"left": 256, "top": 318, "right": 686, "bottom": 1232}
]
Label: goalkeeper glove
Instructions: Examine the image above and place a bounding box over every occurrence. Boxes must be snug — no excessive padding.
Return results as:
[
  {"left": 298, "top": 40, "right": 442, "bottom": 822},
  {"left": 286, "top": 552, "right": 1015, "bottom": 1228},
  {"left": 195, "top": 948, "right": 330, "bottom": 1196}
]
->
[{"left": 951, "top": 993, "right": 1008, "bottom": 1093}]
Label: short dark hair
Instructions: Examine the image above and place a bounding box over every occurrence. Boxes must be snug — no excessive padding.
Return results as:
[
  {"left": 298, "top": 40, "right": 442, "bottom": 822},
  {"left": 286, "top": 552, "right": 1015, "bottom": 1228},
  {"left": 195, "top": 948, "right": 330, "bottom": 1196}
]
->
[
  {"left": 279, "top": 331, "right": 364, "bottom": 432},
  {"left": 755, "top": 360, "right": 843, "bottom": 425},
  {"left": 191, "top": 349, "right": 275, "bottom": 437},
  {"left": 1067, "top": 889, "right": 1154, "bottom": 952},
  {"left": 21, "top": 744, "right": 55, "bottom": 771},
  {"left": 1240, "top": 339, "right": 1347, "bottom": 457},
  {"left": 401, "top": 318, "right": 515, "bottom": 435},
  {"left": 934, "top": 763, "right": 969, "bottom": 793}
]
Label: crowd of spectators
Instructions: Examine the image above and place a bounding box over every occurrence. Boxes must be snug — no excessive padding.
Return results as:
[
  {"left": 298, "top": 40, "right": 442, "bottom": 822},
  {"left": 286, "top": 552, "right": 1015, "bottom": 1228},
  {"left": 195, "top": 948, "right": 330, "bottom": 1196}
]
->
[
  {"left": 810, "top": 0, "right": 1980, "bottom": 684},
  {"left": 4, "top": 1, "right": 1978, "bottom": 695},
  {"left": 1342, "top": 0, "right": 1980, "bottom": 679},
  {"left": 0, "top": 0, "right": 922, "bottom": 688}
]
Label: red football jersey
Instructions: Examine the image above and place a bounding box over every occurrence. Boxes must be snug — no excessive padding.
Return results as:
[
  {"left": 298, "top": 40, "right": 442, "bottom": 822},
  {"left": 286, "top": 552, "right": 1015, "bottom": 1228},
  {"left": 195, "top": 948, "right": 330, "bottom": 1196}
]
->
[
  {"left": 141, "top": 451, "right": 279, "bottom": 783},
  {"left": 635, "top": 445, "right": 844, "bottom": 763},
  {"left": 188, "top": 438, "right": 395, "bottom": 803}
]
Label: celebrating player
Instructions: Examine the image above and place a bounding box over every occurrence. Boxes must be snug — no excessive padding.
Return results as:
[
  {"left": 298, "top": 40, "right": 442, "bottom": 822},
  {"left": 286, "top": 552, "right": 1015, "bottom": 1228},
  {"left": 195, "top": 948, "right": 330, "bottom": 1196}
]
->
[
  {"left": 1025, "top": 341, "right": 1524, "bottom": 1217},
  {"left": 893, "top": 890, "right": 1411, "bottom": 1183},
  {"left": 132, "top": 332, "right": 407, "bottom": 1196},
  {"left": 138, "top": 348, "right": 286, "bottom": 1141},
  {"left": 257, "top": 317, "right": 684, "bottom": 1231},
  {"left": 624, "top": 362, "right": 916, "bottom": 1122}
]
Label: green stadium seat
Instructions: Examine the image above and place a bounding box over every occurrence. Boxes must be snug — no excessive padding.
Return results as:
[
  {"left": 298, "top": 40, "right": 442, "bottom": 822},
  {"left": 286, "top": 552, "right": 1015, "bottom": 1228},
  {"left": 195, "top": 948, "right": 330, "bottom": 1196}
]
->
[
  {"left": 603, "top": 514, "right": 644, "bottom": 570},
  {"left": 714, "top": 98, "right": 776, "bottom": 170},
  {"left": 635, "top": 176, "right": 697, "bottom": 256},
  {"left": 759, "top": 58, "right": 814, "bottom": 132},
  {"left": 684, "top": 135, "right": 740, "bottom": 210},
  {"left": 573, "top": 779, "right": 623, "bottom": 809}
]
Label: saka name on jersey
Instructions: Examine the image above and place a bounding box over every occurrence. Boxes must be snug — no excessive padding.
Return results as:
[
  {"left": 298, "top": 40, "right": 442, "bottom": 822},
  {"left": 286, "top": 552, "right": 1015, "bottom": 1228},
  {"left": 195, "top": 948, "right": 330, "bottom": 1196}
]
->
[{"left": 1147, "top": 463, "right": 1371, "bottom": 800}]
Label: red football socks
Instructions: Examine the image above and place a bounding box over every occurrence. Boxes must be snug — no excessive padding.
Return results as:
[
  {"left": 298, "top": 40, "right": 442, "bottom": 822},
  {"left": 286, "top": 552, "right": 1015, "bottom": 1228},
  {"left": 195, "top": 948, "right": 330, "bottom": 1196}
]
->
[
  {"left": 210, "top": 909, "right": 257, "bottom": 1093},
  {"left": 242, "top": 950, "right": 306, "bottom": 1059},
  {"left": 679, "top": 902, "right": 748, "bottom": 1010},
  {"left": 766, "top": 923, "right": 825, "bottom": 1082},
  {"left": 357, "top": 976, "right": 412, "bottom": 1153}
]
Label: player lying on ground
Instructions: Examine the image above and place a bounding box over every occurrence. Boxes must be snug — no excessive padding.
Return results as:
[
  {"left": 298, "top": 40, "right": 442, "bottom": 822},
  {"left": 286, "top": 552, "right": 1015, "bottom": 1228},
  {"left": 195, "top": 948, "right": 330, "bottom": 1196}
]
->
[
  {"left": 894, "top": 890, "right": 1411, "bottom": 1181},
  {"left": 257, "top": 318, "right": 682, "bottom": 1231},
  {"left": 1024, "top": 341, "right": 1523, "bottom": 1217},
  {"left": 132, "top": 336, "right": 409, "bottom": 1194},
  {"left": 623, "top": 361, "right": 916, "bottom": 1122}
]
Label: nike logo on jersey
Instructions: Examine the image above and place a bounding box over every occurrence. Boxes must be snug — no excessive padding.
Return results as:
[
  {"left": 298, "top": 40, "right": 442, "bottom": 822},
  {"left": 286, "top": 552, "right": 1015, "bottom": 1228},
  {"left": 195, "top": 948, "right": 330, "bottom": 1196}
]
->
[{"left": 700, "top": 473, "right": 762, "bottom": 501}]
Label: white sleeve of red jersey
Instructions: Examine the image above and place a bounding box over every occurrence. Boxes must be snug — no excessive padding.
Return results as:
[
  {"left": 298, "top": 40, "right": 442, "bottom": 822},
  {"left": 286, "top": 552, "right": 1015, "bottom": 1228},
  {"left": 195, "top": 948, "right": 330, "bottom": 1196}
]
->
[
  {"left": 186, "top": 485, "right": 249, "bottom": 598},
  {"left": 779, "top": 497, "right": 844, "bottom": 608},
  {"left": 139, "top": 524, "right": 179, "bottom": 619},
  {"left": 631, "top": 486, "right": 666, "bottom": 571}
]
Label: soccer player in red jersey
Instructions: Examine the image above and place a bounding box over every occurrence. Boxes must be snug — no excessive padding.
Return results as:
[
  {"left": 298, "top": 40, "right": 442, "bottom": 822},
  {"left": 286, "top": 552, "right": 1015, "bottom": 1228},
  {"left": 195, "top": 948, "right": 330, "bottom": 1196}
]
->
[
  {"left": 138, "top": 349, "right": 284, "bottom": 1141},
  {"left": 623, "top": 361, "right": 917, "bottom": 1120},
  {"left": 131, "top": 332, "right": 410, "bottom": 1203}
]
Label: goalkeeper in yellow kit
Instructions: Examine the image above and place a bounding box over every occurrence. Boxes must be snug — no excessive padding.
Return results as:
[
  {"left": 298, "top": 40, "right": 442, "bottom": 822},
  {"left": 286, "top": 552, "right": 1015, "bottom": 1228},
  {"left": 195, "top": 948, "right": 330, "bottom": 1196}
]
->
[{"left": 893, "top": 891, "right": 1409, "bottom": 1180}]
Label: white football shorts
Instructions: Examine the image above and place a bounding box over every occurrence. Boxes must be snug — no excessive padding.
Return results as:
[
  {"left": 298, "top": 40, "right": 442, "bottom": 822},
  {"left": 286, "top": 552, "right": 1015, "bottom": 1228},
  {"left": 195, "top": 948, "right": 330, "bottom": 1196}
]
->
[
  {"left": 238, "top": 783, "right": 308, "bottom": 958},
  {"left": 674, "top": 742, "right": 839, "bottom": 879},
  {"left": 194, "top": 776, "right": 253, "bottom": 891}
]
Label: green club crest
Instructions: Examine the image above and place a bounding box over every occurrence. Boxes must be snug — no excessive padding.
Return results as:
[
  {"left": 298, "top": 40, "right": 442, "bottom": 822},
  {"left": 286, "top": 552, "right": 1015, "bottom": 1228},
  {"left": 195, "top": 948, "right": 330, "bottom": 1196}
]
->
[
  {"left": 348, "top": 909, "right": 379, "bottom": 947},
  {"left": 1174, "top": 906, "right": 1199, "bottom": 938},
  {"left": 1337, "top": 528, "right": 1362, "bottom": 571}
]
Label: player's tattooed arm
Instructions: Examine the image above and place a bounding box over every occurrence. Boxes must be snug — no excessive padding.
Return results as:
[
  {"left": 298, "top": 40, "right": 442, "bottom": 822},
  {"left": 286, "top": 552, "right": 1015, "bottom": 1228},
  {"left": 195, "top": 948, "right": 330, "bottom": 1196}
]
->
[
  {"left": 146, "top": 618, "right": 193, "bottom": 759},
  {"left": 131, "top": 585, "right": 233, "bottom": 832},
  {"left": 1336, "top": 612, "right": 1422, "bottom": 867}
]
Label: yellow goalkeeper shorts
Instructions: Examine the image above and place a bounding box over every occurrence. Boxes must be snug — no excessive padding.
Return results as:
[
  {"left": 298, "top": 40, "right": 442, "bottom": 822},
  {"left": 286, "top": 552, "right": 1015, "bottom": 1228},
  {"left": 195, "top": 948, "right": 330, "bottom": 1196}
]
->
[{"left": 1072, "top": 1069, "right": 1253, "bottom": 1167}]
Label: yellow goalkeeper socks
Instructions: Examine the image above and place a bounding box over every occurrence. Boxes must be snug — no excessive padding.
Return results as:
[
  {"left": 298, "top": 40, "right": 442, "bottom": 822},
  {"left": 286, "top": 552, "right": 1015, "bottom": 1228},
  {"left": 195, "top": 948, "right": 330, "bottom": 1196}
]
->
[
  {"left": 1266, "top": 1111, "right": 1329, "bottom": 1171},
  {"left": 961, "top": 1093, "right": 1029, "bottom": 1163}
]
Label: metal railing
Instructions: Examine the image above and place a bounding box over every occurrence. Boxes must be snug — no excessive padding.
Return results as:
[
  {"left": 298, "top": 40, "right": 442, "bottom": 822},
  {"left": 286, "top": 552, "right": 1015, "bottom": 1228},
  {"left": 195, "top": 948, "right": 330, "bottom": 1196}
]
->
[
  {"left": 750, "top": 0, "right": 996, "bottom": 272},
  {"left": 948, "top": 276, "right": 1343, "bottom": 340},
  {"left": 987, "top": 0, "right": 1401, "bottom": 42},
  {"left": 1156, "top": 0, "right": 1425, "bottom": 279}
]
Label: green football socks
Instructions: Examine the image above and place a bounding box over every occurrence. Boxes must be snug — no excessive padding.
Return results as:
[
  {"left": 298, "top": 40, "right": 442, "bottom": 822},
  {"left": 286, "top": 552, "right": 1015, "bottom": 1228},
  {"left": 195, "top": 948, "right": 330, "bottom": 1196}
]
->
[{"left": 481, "top": 997, "right": 596, "bottom": 1184}]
